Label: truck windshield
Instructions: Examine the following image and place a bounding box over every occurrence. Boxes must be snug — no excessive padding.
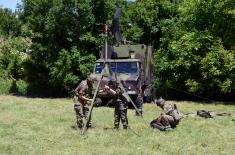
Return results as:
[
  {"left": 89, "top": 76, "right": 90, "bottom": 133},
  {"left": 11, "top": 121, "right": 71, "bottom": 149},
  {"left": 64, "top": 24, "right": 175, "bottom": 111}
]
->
[{"left": 95, "top": 62, "right": 138, "bottom": 74}]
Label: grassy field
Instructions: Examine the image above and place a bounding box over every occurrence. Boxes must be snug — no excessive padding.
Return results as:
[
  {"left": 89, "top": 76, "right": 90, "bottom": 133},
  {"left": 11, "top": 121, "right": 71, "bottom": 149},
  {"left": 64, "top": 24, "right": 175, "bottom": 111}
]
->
[{"left": 0, "top": 95, "right": 234, "bottom": 155}]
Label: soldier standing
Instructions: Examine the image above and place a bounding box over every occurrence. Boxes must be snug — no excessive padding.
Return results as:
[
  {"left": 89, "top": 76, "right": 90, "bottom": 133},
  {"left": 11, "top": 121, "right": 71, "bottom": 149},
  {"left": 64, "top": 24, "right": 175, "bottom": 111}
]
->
[
  {"left": 104, "top": 80, "right": 128, "bottom": 129},
  {"left": 150, "top": 97, "right": 180, "bottom": 131},
  {"left": 73, "top": 74, "right": 96, "bottom": 129}
]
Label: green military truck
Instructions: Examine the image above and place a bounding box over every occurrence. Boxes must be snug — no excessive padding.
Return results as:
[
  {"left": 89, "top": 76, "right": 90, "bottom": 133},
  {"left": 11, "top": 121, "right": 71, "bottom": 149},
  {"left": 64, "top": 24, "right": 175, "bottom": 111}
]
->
[{"left": 93, "top": 44, "right": 154, "bottom": 111}]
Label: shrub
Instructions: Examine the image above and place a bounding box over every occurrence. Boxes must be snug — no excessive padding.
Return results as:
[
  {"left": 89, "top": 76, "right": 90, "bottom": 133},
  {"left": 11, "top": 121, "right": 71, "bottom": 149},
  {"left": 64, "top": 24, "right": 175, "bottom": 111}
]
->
[
  {"left": 0, "top": 78, "right": 12, "bottom": 94},
  {"left": 16, "top": 80, "right": 28, "bottom": 96}
]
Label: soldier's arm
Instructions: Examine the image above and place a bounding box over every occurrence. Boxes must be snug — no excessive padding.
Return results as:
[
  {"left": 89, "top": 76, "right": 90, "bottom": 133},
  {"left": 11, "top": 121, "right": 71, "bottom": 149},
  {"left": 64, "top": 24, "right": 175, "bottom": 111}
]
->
[
  {"left": 78, "top": 88, "right": 92, "bottom": 102},
  {"left": 104, "top": 85, "right": 117, "bottom": 95},
  {"left": 79, "top": 95, "right": 92, "bottom": 102}
]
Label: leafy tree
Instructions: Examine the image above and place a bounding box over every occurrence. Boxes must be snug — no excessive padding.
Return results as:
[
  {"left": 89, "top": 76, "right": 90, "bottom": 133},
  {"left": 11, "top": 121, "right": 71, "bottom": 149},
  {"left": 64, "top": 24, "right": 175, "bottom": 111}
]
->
[
  {"left": 49, "top": 47, "right": 95, "bottom": 95},
  {"left": 155, "top": 0, "right": 235, "bottom": 99},
  {"left": 18, "top": 0, "right": 125, "bottom": 96},
  {"left": 0, "top": 8, "right": 19, "bottom": 36},
  {"left": 0, "top": 36, "right": 30, "bottom": 79},
  {"left": 122, "top": 0, "right": 176, "bottom": 46}
]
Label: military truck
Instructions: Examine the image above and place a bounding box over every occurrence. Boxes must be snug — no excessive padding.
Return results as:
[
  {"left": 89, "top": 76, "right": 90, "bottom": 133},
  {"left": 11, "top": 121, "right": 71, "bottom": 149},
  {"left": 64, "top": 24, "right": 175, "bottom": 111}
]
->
[
  {"left": 91, "top": 8, "right": 155, "bottom": 111},
  {"left": 93, "top": 44, "right": 154, "bottom": 106}
]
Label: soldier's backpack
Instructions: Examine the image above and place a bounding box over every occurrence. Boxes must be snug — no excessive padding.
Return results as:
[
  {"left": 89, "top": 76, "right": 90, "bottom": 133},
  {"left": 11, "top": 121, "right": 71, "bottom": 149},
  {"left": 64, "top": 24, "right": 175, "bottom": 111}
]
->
[{"left": 169, "top": 104, "right": 181, "bottom": 127}]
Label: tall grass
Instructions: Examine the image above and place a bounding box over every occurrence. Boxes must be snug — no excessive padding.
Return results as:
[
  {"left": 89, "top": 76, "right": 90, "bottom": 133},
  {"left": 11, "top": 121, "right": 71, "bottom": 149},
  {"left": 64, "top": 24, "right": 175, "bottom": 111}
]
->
[{"left": 0, "top": 95, "right": 234, "bottom": 155}]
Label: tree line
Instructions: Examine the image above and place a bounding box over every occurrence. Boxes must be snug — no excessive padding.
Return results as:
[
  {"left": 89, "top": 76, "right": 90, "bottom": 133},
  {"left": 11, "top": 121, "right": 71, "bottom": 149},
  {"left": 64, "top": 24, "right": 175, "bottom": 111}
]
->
[{"left": 0, "top": 0, "right": 234, "bottom": 100}]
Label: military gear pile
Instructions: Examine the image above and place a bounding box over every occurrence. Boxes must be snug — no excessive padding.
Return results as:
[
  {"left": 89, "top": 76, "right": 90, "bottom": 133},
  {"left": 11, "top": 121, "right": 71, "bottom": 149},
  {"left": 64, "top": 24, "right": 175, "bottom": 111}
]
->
[
  {"left": 197, "top": 110, "right": 231, "bottom": 118},
  {"left": 197, "top": 110, "right": 215, "bottom": 118}
]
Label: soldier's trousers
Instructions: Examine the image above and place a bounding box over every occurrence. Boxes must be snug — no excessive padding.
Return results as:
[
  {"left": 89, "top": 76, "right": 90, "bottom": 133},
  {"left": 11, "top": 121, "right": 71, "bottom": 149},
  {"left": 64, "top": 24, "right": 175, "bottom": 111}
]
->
[
  {"left": 158, "top": 114, "right": 174, "bottom": 127},
  {"left": 73, "top": 96, "right": 92, "bottom": 128},
  {"left": 135, "top": 95, "right": 143, "bottom": 115},
  {"left": 114, "top": 101, "right": 128, "bottom": 129}
]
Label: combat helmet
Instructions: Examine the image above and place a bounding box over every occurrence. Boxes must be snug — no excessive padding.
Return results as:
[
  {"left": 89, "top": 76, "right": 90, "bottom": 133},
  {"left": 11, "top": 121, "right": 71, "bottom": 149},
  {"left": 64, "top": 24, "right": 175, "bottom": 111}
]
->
[
  {"left": 155, "top": 97, "right": 165, "bottom": 107},
  {"left": 87, "top": 73, "right": 97, "bottom": 82}
]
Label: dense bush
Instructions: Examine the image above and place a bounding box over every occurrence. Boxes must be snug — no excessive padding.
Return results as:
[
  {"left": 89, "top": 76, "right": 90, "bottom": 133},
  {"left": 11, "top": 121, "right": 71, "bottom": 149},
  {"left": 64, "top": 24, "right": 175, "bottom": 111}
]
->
[
  {"left": 0, "top": 78, "right": 29, "bottom": 95},
  {"left": 16, "top": 79, "right": 28, "bottom": 96}
]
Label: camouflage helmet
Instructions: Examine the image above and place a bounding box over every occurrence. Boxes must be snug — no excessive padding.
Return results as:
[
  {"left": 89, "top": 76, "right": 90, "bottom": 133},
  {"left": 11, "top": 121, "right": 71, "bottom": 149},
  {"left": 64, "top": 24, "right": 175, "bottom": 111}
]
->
[
  {"left": 87, "top": 73, "right": 97, "bottom": 82},
  {"left": 155, "top": 97, "right": 165, "bottom": 107},
  {"left": 107, "top": 75, "right": 121, "bottom": 85}
]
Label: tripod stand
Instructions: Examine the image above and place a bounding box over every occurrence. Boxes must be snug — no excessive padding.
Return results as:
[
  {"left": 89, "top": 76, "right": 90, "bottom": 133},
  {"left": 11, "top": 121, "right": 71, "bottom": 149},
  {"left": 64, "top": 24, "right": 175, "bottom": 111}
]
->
[{"left": 81, "top": 23, "right": 148, "bottom": 134}]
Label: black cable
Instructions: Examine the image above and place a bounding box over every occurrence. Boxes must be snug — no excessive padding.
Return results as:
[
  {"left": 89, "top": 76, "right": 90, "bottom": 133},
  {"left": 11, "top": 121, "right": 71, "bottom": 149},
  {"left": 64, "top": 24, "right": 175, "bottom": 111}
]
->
[{"left": 167, "top": 86, "right": 215, "bottom": 102}]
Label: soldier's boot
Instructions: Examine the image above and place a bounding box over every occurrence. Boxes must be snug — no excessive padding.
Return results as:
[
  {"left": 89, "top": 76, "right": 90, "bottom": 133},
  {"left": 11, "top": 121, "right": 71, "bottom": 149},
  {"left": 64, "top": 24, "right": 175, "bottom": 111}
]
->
[
  {"left": 113, "top": 126, "right": 119, "bottom": 130},
  {"left": 165, "top": 127, "right": 173, "bottom": 132},
  {"left": 151, "top": 122, "right": 167, "bottom": 131},
  {"left": 123, "top": 125, "right": 128, "bottom": 129},
  {"left": 76, "top": 120, "right": 83, "bottom": 129},
  {"left": 85, "top": 118, "right": 93, "bottom": 128},
  {"left": 113, "top": 121, "right": 120, "bottom": 129},
  {"left": 86, "top": 123, "right": 91, "bottom": 128},
  {"left": 114, "top": 122, "right": 119, "bottom": 129}
]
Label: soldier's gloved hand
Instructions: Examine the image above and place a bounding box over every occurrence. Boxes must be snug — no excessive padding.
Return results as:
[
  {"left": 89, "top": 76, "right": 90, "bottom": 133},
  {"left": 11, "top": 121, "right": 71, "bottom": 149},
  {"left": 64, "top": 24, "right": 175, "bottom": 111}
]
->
[{"left": 104, "top": 85, "right": 110, "bottom": 91}]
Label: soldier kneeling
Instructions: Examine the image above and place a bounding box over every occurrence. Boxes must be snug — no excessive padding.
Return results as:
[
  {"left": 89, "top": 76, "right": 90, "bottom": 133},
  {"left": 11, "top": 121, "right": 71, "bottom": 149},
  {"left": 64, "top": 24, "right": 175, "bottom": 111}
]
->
[{"left": 150, "top": 97, "right": 180, "bottom": 131}]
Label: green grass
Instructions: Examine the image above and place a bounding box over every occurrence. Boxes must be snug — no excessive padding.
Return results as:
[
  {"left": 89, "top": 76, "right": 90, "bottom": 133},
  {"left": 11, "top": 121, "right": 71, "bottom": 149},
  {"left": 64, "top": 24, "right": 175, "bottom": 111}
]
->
[{"left": 0, "top": 95, "right": 234, "bottom": 155}]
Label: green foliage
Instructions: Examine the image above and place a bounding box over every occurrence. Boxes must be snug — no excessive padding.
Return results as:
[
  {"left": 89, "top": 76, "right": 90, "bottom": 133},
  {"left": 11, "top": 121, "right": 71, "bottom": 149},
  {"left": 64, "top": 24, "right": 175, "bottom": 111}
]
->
[
  {"left": 16, "top": 0, "right": 125, "bottom": 96},
  {"left": 50, "top": 47, "right": 95, "bottom": 94},
  {"left": 0, "top": 78, "right": 29, "bottom": 96},
  {"left": 178, "top": 0, "right": 235, "bottom": 49},
  {"left": 154, "top": 0, "right": 235, "bottom": 99},
  {"left": 0, "top": 36, "right": 29, "bottom": 79},
  {"left": 122, "top": 0, "right": 175, "bottom": 46},
  {"left": 0, "top": 79, "right": 12, "bottom": 94},
  {"left": 0, "top": 8, "right": 19, "bottom": 36},
  {"left": 16, "top": 80, "right": 29, "bottom": 96},
  {"left": 0, "top": 0, "right": 234, "bottom": 99},
  {"left": 199, "top": 43, "right": 235, "bottom": 94}
]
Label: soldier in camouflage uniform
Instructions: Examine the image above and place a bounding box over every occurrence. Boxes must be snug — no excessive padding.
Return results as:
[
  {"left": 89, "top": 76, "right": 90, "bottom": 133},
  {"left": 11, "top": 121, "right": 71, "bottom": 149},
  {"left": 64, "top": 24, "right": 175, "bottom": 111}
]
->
[
  {"left": 150, "top": 97, "right": 180, "bottom": 131},
  {"left": 73, "top": 74, "right": 96, "bottom": 129},
  {"left": 104, "top": 80, "right": 128, "bottom": 129}
]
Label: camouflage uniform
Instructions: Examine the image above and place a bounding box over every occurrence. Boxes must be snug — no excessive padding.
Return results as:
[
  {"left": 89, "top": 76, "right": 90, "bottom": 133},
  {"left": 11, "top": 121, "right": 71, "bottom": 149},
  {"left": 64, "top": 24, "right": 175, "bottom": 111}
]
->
[
  {"left": 73, "top": 79, "right": 93, "bottom": 128},
  {"left": 150, "top": 98, "right": 180, "bottom": 130},
  {"left": 112, "top": 83, "right": 128, "bottom": 129}
]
